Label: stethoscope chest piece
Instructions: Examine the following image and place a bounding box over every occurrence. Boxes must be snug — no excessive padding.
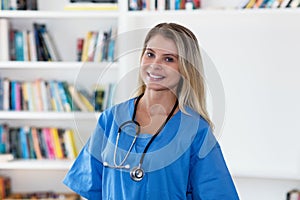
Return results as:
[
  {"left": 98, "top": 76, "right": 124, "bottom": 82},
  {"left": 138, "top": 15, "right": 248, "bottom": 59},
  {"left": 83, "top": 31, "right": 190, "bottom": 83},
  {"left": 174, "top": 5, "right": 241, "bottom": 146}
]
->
[{"left": 130, "top": 166, "right": 145, "bottom": 182}]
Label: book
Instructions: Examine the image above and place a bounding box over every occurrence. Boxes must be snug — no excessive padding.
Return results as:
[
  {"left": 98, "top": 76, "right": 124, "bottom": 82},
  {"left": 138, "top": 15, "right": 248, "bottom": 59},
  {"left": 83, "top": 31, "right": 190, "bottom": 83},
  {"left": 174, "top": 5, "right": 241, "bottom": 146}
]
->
[
  {"left": 87, "top": 31, "right": 98, "bottom": 62},
  {"left": 8, "top": 128, "right": 21, "bottom": 158},
  {"left": 3, "top": 78, "right": 10, "bottom": 111},
  {"left": 0, "top": 78, "right": 3, "bottom": 110},
  {"left": 0, "top": 124, "right": 9, "bottom": 154},
  {"left": 93, "top": 31, "right": 104, "bottom": 62},
  {"left": 76, "top": 38, "right": 84, "bottom": 62},
  {"left": 288, "top": 0, "right": 300, "bottom": 7},
  {"left": 26, "top": 0, "right": 38, "bottom": 10},
  {"left": 254, "top": 0, "right": 264, "bottom": 8},
  {"left": 68, "top": 84, "right": 89, "bottom": 112},
  {"left": 26, "top": 127, "right": 36, "bottom": 159},
  {"left": 94, "top": 85, "right": 106, "bottom": 111},
  {"left": 0, "top": 19, "right": 10, "bottom": 61},
  {"left": 14, "top": 30, "right": 24, "bottom": 61},
  {"left": 244, "top": 0, "right": 256, "bottom": 8},
  {"left": 0, "top": 176, "right": 11, "bottom": 199},
  {"left": 77, "top": 90, "right": 94, "bottom": 112},
  {"left": 63, "top": 129, "right": 78, "bottom": 159},
  {"left": 107, "top": 27, "right": 117, "bottom": 62},
  {"left": 42, "top": 128, "right": 55, "bottom": 159},
  {"left": 33, "top": 23, "right": 51, "bottom": 61},
  {"left": 0, "top": 153, "right": 14, "bottom": 162},
  {"left": 51, "top": 128, "right": 63, "bottom": 159},
  {"left": 9, "top": 29, "right": 16, "bottom": 61},
  {"left": 31, "top": 127, "right": 43, "bottom": 159},
  {"left": 19, "top": 126, "right": 29, "bottom": 159},
  {"left": 280, "top": 0, "right": 293, "bottom": 7},
  {"left": 22, "top": 30, "right": 29, "bottom": 61},
  {"left": 57, "top": 81, "right": 71, "bottom": 112},
  {"left": 42, "top": 30, "right": 61, "bottom": 61},
  {"left": 28, "top": 30, "right": 37, "bottom": 61},
  {"left": 10, "top": 81, "right": 17, "bottom": 110},
  {"left": 81, "top": 31, "right": 94, "bottom": 62}
]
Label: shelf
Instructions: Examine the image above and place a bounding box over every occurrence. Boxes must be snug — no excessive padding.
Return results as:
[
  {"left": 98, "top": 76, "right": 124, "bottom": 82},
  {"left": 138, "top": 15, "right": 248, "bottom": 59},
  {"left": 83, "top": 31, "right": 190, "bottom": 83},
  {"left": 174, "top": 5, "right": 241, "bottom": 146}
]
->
[
  {"left": 0, "top": 159, "right": 74, "bottom": 170},
  {"left": 0, "top": 10, "right": 119, "bottom": 19},
  {"left": 0, "top": 61, "right": 118, "bottom": 70},
  {"left": 0, "top": 111, "right": 100, "bottom": 121},
  {"left": 233, "top": 169, "right": 300, "bottom": 181}
]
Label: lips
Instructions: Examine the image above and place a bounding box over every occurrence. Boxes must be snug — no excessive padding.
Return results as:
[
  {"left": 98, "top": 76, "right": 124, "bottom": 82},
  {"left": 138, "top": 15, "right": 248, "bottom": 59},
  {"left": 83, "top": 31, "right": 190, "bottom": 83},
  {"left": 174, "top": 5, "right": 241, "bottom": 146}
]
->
[{"left": 147, "top": 72, "right": 165, "bottom": 80}]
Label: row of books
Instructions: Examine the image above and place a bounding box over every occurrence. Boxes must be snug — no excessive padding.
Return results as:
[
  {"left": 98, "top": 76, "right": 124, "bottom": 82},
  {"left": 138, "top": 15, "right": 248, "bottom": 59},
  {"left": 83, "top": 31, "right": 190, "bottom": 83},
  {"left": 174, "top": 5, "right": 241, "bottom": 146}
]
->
[
  {"left": 128, "top": 0, "right": 300, "bottom": 10},
  {"left": 129, "top": 0, "right": 200, "bottom": 11},
  {"left": 0, "top": 124, "right": 78, "bottom": 160},
  {"left": 11, "top": 22, "right": 61, "bottom": 62},
  {"left": 0, "top": 77, "right": 116, "bottom": 112},
  {"left": 0, "top": 19, "right": 61, "bottom": 62},
  {"left": 1, "top": 0, "right": 38, "bottom": 10},
  {"left": 1, "top": 175, "right": 79, "bottom": 200},
  {"left": 243, "top": 0, "right": 300, "bottom": 8},
  {"left": 0, "top": 175, "right": 11, "bottom": 199},
  {"left": 77, "top": 27, "right": 117, "bottom": 62}
]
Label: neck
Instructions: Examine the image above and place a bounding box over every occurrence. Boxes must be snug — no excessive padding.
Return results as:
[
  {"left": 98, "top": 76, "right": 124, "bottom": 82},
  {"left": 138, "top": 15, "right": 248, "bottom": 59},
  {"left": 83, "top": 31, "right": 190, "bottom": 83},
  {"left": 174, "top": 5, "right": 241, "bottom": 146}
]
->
[{"left": 140, "top": 90, "right": 178, "bottom": 116}]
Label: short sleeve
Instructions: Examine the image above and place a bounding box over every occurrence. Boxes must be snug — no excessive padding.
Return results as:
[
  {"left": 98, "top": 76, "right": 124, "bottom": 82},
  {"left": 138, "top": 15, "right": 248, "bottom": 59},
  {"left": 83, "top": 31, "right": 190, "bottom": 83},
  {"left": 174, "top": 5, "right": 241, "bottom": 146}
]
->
[
  {"left": 63, "top": 111, "right": 110, "bottom": 199},
  {"left": 189, "top": 127, "right": 240, "bottom": 200},
  {"left": 63, "top": 141, "right": 103, "bottom": 199}
]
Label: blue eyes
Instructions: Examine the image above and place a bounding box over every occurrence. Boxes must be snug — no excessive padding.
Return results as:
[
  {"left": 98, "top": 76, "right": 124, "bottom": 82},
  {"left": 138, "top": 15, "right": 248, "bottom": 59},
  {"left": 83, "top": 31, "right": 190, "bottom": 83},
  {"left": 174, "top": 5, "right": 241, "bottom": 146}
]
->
[{"left": 146, "top": 52, "right": 175, "bottom": 63}]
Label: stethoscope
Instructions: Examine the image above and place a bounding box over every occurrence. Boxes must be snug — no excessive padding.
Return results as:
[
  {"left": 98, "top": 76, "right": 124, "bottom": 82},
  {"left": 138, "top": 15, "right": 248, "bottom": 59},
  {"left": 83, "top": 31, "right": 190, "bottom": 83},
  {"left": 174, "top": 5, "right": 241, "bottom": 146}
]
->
[{"left": 103, "top": 94, "right": 178, "bottom": 182}]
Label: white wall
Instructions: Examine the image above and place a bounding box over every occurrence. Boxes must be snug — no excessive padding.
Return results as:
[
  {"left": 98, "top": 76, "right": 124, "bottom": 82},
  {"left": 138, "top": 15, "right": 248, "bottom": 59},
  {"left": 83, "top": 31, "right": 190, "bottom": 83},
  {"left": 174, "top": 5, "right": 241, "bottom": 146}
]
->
[{"left": 120, "top": 10, "right": 300, "bottom": 199}]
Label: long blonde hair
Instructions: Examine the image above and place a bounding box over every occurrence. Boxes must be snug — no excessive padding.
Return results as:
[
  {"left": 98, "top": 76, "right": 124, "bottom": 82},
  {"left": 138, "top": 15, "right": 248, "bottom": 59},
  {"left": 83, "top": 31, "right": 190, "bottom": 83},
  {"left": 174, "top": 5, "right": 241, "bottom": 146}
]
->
[{"left": 135, "top": 23, "right": 213, "bottom": 129}]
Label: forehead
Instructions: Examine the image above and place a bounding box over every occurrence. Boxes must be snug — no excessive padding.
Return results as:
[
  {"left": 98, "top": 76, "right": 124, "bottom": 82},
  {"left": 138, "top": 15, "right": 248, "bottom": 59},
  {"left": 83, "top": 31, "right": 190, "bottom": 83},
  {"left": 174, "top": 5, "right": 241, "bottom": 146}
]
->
[{"left": 146, "top": 34, "right": 178, "bottom": 55}]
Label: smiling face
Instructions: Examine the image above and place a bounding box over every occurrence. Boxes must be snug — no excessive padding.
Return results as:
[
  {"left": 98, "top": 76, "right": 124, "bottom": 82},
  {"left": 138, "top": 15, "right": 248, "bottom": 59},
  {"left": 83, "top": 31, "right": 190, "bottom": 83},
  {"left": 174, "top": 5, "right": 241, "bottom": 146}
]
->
[{"left": 140, "top": 34, "right": 181, "bottom": 93}]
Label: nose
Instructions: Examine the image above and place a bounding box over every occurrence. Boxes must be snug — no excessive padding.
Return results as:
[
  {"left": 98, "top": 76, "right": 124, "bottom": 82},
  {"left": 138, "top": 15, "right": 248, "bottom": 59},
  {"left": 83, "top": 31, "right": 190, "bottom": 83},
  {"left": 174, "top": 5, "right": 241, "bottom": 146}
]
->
[
  {"left": 150, "top": 57, "right": 163, "bottom": 70},
  {"left": 150, "top": 63, "right": 162, "bottom": 70}
]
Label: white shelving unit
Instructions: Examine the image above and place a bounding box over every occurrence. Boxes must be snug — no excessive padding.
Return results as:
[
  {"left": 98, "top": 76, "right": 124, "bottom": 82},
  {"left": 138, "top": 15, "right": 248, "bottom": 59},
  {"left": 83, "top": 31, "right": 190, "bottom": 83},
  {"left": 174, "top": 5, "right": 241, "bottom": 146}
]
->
[
  {"left": 0, "top": 1, "right": 122, "bottom": 195},
  {"left": 1, "top": 0, "right": 300, "bottom": 199}
]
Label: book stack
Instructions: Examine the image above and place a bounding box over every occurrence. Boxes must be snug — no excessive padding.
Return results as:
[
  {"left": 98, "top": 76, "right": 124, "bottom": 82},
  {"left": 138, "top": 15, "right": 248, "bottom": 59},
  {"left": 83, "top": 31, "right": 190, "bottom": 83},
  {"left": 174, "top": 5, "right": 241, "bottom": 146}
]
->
[
  {"left": 8, "top": 22, "right": 61, "bottom": 62},
  {"left": 1, "top": 0, "right": 38, "bottom": 10},
  {"left": 0, "top": 125, "right": 78, "bottom": 160},
  {"left": 4, "top": 192, "right": 79, "bottom": 200},
  {"left": 78, "top": 27, "right": 117, "bottom": 63},
  {"left": 0, "top": 77, "right": 116, "bottom": 112},
  {"left": 128, "top": 0, "right": 201, "bottom": 11},
  {"left": 243, "top": 0, "right": 300, "bottom": 8},
  {"left": 64, "top": 0, "right": 118, "bottom": 11},
  {"left": 0, "top": 176, "right": 11, "bottom": 199}
]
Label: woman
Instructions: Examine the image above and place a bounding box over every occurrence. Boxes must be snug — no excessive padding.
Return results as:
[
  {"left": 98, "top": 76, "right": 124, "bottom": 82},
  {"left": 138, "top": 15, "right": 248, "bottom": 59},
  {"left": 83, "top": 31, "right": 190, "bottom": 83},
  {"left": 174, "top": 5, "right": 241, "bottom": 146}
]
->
[{"left": 63, "top": 22, "right": 239, "bottom": 199}]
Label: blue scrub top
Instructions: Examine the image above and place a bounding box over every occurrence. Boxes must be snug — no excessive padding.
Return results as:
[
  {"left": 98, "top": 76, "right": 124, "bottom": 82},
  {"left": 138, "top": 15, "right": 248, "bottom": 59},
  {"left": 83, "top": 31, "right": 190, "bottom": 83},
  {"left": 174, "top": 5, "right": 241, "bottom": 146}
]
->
[{"left": 63, "top": 98, "right": 239, "bottom": 200}]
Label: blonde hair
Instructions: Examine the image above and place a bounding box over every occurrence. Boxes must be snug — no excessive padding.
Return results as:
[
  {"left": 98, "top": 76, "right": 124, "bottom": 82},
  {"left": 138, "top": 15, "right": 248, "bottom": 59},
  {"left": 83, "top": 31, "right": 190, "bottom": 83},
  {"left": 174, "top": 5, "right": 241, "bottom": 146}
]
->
[{"left": 135, "top": 23, "right": 213, "bottom": 129}]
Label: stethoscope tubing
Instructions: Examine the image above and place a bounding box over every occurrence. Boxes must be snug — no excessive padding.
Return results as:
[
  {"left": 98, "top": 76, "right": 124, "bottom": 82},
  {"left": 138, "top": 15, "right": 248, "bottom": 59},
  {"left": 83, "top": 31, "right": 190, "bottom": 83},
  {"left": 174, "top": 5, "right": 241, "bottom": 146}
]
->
[{"left": 104, "top": 94, "right": 178, "bottom": 181}]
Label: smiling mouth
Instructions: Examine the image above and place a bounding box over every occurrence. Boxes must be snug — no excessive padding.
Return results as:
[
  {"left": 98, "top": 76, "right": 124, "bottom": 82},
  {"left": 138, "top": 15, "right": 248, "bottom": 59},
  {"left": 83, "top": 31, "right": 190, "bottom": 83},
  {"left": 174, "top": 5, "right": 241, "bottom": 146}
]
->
[{"left": 147, "top": 72, "right": 165, "bottom": 80}]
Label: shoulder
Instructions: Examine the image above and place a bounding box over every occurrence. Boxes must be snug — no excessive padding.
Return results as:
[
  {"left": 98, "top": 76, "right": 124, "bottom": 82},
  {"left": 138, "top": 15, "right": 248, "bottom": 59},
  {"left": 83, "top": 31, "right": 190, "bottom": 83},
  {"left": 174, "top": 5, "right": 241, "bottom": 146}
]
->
[
  {"left": 183, "top": 106, "right": 216, "bottom": 158},
  {"left": 182, "top": 106, "right": 211, "bottom": 132},
  {"left": 97, "top": 97, "right": 135, "bottom": 127}
]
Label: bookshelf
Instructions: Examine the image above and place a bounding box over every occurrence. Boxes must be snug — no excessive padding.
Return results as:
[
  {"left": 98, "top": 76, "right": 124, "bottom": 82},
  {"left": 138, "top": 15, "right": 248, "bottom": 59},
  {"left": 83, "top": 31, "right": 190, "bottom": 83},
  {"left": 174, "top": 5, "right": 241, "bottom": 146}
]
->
[{"left": 1, "top": 0, "right": 300, "bottom": 199}]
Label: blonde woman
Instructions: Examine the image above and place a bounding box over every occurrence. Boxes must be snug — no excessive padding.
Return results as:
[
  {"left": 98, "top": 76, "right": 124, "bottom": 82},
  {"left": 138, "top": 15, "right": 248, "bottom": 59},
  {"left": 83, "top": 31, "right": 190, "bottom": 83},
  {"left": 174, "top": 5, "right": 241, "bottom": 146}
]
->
[{"left": 64, "top": 22, "right": 239, "bottom": 199}]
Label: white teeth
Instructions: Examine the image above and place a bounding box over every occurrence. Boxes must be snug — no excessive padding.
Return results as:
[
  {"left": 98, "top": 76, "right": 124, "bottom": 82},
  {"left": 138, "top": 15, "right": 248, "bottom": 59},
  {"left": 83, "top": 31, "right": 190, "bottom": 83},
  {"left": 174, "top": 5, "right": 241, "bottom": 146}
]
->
[{"left": 148, "top": 73, "right": 164, "bottom": 79}]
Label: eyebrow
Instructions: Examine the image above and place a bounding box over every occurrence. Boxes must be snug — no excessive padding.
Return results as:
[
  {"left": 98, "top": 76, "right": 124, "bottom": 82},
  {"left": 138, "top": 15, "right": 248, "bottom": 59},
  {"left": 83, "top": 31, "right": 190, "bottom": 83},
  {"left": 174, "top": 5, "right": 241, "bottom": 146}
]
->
[{"left": 146, "top": 47, "right": 178, "bottom": 58}]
